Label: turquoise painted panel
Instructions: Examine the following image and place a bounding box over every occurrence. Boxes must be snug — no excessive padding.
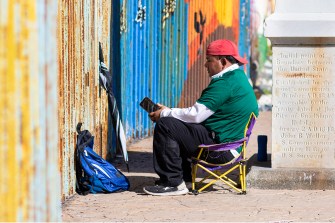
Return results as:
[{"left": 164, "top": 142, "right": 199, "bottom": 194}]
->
[{"left": 239, "top": 0, "right": 251, "bottom": 76}]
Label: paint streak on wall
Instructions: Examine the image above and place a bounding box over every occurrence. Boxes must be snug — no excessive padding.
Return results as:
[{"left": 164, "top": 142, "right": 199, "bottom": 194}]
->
[{"left": 0, "top": 0, "right": 60, "bottom": 221}]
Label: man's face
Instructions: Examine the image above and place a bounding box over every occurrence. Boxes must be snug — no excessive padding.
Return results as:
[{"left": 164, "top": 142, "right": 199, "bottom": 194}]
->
[{"left": 205, "top": 55, "right": 223, "bottom": 77}]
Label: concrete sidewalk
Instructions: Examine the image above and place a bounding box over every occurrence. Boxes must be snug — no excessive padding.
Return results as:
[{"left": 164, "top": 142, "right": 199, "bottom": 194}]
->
[{"left": 62, "top": 112, "right": 335, "bottom": 222}]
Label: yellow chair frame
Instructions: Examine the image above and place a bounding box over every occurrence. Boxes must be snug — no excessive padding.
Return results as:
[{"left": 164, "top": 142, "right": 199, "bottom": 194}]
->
[{"left": 191, "top": 113, "right": 257, "bottom": 194}]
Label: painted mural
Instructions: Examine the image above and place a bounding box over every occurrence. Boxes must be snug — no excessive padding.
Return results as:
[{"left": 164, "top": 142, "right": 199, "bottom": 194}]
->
[
  {"left": 114, "top": 0, "right": 251, "bottom": 141},
  {"left": 179, "top": 0, "right": 250, "bottom": 107}
]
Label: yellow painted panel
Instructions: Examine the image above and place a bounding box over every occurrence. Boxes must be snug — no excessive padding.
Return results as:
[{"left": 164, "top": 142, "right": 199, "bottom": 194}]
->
[
  {"left": 188, "top": 0, "right": 216, "bottom": 43},
  {"left": 215, "top": 0, "right": 234, "bottom": 27},
  {"left": 1, "top": 0, "right": 60, "bottom": 221},
  {"left": 20, "top": 0, "right": 38, "bottom": 220},
  {"left": 5, "top": 1, "right": 19, "bottom": 221}
]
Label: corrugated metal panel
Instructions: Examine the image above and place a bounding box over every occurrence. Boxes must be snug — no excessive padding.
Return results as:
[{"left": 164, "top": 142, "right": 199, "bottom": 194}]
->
[
  {"left": 58, "top": 0, "right": 111, "bottom": 200},
  {"left": 113, "top": 0, "right": 188, "bottom": 140},
  {"left": 0, "top": 0, "right": 60, "bottom": 221},
  {"left": 113, "top": 0, "right": 251, "bottom": 141}
]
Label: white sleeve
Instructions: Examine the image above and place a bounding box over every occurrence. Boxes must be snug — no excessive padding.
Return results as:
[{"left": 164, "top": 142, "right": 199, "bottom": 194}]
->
[{"left": 160, "top": 102, "right": 214, "bottom": 123}]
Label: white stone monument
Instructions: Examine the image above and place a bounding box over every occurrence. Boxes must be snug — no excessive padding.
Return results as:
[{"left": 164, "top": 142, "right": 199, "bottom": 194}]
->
[{"left": 248, "top": 0, "right": 335, "bottom": 189}]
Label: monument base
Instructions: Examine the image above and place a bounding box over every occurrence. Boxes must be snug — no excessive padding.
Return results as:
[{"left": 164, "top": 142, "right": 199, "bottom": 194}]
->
[{"left": 246, "top": 154, "right": 335, "bottom": 190}]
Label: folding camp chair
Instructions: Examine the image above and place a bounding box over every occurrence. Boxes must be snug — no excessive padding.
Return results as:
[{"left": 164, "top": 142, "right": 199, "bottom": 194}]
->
[{"left": 191, "top": 113, "right": 257, "bottom": 194}]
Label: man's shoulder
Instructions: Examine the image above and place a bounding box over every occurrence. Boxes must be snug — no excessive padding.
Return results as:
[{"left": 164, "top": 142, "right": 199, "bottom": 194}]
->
[
  {"left": 208, "top": 77, "right": 230, "bottom": 89},
  {"left": 228, "top": 68, "right": 246, "bottom": 77},
  {"left": 217, "top": 68, "right": 245, "bottom": 79}
]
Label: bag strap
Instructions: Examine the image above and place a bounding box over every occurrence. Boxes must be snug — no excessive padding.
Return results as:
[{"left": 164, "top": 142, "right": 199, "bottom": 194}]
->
[
  {"left": 76, "top": 123, "right": 94, "bottom": 152},
  {"left": 75, "top": 122, "right": 93, "bottom": 195},
  {"left": 76, "top": 122, "right": 83, "bottom": 134}
]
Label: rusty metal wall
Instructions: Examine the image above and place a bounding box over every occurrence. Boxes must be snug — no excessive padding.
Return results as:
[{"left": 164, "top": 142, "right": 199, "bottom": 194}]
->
[
  {"left": 57, "top": 0, "right": 112, "bottom": 200},
  {"left": 0, "top": 0, "right": 60, "bottom": 221}
]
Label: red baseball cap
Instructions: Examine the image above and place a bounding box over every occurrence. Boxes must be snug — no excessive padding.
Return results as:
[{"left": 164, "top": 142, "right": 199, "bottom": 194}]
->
[{"left": 206, "top": 39, "right": 248, "bottom": 65}]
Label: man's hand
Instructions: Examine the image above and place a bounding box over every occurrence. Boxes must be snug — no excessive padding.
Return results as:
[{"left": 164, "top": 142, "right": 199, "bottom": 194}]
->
[{"left": 149, "top": 103, "right": 168, "bottom": 122}]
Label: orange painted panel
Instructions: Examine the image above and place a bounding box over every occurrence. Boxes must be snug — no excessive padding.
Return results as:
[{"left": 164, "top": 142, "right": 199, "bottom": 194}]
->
[{"left": 179, "top": 0, "right": 242, "bottom": 107}]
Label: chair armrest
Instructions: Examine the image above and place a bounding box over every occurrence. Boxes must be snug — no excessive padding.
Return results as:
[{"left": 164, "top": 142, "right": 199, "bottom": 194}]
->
[{"left": 198, "top": 137, "right": 248, "bottom": 152}]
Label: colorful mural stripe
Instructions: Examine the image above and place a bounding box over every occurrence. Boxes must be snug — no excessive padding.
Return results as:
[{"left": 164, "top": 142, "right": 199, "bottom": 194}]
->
[{"left": 113, "top": 0, "right": 251, "bottom": 142}]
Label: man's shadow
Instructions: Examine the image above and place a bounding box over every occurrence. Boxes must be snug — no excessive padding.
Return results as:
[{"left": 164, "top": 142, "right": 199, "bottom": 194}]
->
[{"left": 111, "top": 150, "right": 159, "bottom": 193}]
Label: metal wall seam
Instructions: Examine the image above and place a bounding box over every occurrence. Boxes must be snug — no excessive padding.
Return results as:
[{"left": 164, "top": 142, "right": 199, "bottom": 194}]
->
[
  {"left": 131, "top": 1, "right": 136, "bottom": 139},
  {"left": 139, "top": 0, "right": 143, "bottom": 137},
  {"left": 171, "top": 4, "right": 177, "bottom": 106},
  {"left": 143, "top": 0, "right": 149, "bottom": 137}
]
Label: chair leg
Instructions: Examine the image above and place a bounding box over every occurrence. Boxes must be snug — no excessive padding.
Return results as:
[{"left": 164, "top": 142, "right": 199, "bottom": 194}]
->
[
  {"left": 198, "top": 164, "right": 243, "bottom": 193},
  {"left": 239, "top": 163, "right": 247, "bottom": 194},
  {"left": 191, "top": 163, "right": 199, "bottom": 194},
  {"left": 192, "top": 162, "right": 247, "bottom": 194}
]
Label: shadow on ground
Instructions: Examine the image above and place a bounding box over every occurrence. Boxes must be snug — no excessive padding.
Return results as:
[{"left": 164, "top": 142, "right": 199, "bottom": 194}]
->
[
  {"left": 112, "top": 150, "right": 155, "bottom": 174},
  {"left": 112, "top": 150, "right": 273, "bottom": 194},
  {"left": 247, "top": 153, "right": 272, "bottom": 170}
]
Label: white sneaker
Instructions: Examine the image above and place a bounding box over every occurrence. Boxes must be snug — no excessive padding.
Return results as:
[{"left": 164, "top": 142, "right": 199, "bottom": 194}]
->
[{"left": 143, "top": 181, "right": 189, "bottom": 196}]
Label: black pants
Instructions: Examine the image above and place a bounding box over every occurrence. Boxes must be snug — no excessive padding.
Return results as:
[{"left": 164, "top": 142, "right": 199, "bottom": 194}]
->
[{"left": 153, "top": 117, "right": 215, "bottom": 187}]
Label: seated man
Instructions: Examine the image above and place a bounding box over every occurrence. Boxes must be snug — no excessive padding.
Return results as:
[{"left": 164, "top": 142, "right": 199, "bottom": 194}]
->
[{"left": 143, "top": 39, "right": 259, "bottom": 196}]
